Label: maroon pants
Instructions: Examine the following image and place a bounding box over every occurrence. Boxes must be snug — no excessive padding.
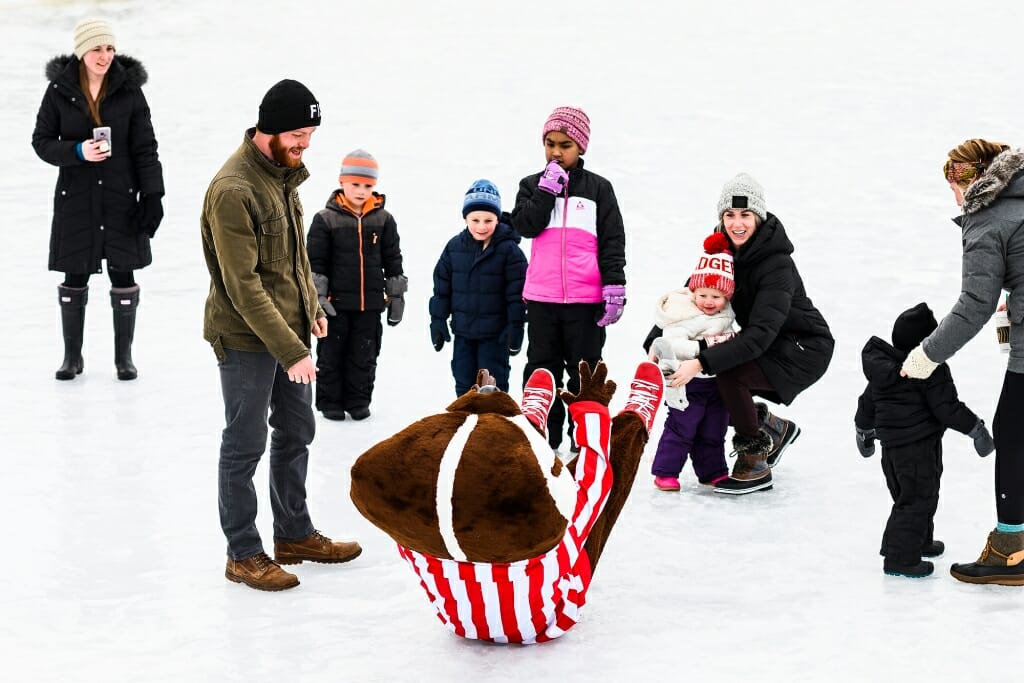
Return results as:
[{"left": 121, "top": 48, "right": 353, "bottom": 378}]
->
[{"left": 715, "top": 361, "right": 774, "bottom": 437}]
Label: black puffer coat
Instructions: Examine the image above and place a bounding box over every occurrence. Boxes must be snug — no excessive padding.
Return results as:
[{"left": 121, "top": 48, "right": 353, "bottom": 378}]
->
[
  {"left": 856, "top": 337, "right": 978, "bottom": 448},
  {"left": 698, "top": 214, "right": 834, "bottom": 405},
  {"left": 306, "top": 190, "right": 403, "bottom": 311},
  {"left": 32, "top": 54, "right": 163, "bottom": 273}
]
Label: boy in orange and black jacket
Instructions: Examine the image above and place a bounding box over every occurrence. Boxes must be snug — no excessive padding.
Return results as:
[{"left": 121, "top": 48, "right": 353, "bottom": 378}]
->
[{"left": 306, "top": 149, "right": 405, "bottom": 421}]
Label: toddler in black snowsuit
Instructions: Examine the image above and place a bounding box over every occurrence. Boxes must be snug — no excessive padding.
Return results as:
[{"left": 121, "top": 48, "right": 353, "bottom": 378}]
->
[{"left": 855, "top": 302, "right": 994, "bottom": 578}]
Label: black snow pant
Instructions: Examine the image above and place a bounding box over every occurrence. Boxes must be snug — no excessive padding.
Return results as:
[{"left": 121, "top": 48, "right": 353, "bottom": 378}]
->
[
  {"left": 879, "top": 432, "right": 943, "bottom": 566},
  {"left": 314, "top": 309, "right": 383, "bottom": 413},
  {"left": 994, "top": 369, "right": 1024, "bottom": 525},
  {"left": 522, "top": 301, "right": 605, "bottom": 451}
]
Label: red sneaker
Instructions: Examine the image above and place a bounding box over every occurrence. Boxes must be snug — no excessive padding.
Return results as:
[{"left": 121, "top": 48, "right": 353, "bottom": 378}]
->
[
  {"left": 620, "top": 361, "right": 664, "bottom": 433},
  {"left": 521, "top": 368, "right": 556, "bottom": 436}
]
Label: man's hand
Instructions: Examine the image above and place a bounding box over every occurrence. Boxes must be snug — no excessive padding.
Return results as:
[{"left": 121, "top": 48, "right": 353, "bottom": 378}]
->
[
  {"left": 286, "top": 356, "right": 317, "bottom": 384},
  {"left": 312, "top": 317, "right": 328, "bottom": 338}
]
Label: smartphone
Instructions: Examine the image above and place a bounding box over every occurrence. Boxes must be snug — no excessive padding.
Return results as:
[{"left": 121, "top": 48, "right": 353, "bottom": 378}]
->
[{"left": 93, "top": 126, "right": 111, "bottom": 155}]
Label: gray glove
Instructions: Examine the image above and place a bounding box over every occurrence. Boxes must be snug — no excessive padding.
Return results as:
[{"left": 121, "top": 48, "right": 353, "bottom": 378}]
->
[
  {"left": 969, "top": 419, "right": 995, "bottom": 457},
  {"left": 312, "top": 272, "right": 336, "bottom": 317},
  {"left": 385, "top": 275, "right": 408, "bottom": 327},
  {"left": 856, "top": 427, "right": 876, "bottom": 458}
]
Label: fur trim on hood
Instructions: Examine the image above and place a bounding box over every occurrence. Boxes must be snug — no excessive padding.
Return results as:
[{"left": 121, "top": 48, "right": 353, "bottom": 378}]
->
[
  {"left": 44, "top": 54, "right": 148, "bottom": 87},
  {"left": 962, "top": 148, "right": 1024, "bottom": 215}
]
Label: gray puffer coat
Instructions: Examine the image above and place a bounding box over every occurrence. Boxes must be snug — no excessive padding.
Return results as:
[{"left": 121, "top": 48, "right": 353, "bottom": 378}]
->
[{"left": 923, "top": 149, "right": 1024, "bottom": 374}]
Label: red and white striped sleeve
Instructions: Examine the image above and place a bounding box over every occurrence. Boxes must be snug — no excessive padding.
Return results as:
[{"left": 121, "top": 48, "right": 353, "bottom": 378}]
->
[{"left": 565, "top": 401, "right": 613, "bottom": 553}]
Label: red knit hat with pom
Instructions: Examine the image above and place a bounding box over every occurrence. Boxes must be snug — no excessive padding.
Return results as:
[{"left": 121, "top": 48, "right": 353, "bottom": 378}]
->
[{"left": 688, "top": 233, "right": 735, "bottom": 300}]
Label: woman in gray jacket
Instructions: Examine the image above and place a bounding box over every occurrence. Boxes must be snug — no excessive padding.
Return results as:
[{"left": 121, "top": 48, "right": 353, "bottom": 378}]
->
[{"left": 901, "top": 139, "right": 1024, "bottom": 585}]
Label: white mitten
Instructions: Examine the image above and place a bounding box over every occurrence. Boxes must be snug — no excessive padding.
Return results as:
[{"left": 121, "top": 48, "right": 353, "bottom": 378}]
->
[
  {"left": 902, "top": 344, "right": 939, "bottom": 379},
  {"left": 664, "top": 385, "right": 689, "bottom": 411}
]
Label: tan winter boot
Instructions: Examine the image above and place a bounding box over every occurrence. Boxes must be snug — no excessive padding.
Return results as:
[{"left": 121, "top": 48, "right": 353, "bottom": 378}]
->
[
  {"left": 950, "top": 529, "right": 1024, "bottom": 585},
  {"left": 225, "top": 552, "right": 299, "bottom": 591},
  {"left": 714, "top": 430, "right": 773, "bottom": 495},
  {"left": 274, "top": 530, "right": 362, "bottom": 565}
]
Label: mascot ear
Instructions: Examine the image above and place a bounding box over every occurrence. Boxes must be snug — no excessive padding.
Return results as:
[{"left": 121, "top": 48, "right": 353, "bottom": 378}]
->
[{"left": 473, "top": 368, "right": 495, "bottom": 390}]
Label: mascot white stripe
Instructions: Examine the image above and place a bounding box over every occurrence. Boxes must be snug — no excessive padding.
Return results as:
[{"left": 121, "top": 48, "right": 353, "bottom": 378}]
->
[
  {"left": 508, "top": 414, "right": 576, "bottom": 522},
  {"left": 436, "top": 414, "right": 478, "bottom": 562}
]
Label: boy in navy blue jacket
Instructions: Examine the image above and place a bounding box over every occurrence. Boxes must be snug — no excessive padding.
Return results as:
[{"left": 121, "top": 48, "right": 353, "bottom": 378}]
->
[
  {"left": 430, "top": 180, "right": 528, "bottom": 395},
  {"left": 855, "top": 302, "right": 994, "bottom": 578}
]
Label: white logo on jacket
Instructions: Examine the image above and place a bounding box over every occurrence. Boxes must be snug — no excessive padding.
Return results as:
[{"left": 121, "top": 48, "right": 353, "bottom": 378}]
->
[{"left": 548, "top": 196, "right": 598, "bottom": 235}]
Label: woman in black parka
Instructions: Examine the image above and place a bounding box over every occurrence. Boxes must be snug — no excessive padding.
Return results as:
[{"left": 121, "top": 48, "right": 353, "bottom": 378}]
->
[
  {"left": 662, "top": 173, "right": 834, "bottom": 494},
  {"left": 32, "top": 18, "right": 164, "bottom": 381}
]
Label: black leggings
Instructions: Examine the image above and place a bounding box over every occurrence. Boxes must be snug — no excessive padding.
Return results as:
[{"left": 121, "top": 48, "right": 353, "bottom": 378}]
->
[
  {"left": 63, "top": 269, "right": 136, "bottom": 289},
  {"left": 994, "top": 370, "right": 1024, "bottom": 525}
]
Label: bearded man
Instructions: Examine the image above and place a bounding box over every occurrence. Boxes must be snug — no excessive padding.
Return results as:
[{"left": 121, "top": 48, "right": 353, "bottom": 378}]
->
[{"left": 201, "top": 79, "right": 361, "bottom": 592}]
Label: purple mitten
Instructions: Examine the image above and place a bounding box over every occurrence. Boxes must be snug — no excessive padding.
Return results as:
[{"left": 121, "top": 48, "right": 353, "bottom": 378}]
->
[
  {"left": 538, "top": 160, "right": 569, "bottom": 196},
  {"left": 596, "top": 284, "right": 626, "bottom": 327}
]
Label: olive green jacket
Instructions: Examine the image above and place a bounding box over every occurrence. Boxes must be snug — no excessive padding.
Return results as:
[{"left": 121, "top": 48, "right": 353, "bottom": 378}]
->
[{"left": 201, "top": 130, "right": 323, "bottom": 368}]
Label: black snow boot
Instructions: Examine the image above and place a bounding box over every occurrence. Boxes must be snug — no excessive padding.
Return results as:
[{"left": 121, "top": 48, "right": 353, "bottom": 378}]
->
[
  {"left": 756, "top": 402, "right": 801, "bottom": 468},
  {"left": 111, "top": 285, "right": 140, "bottom": 381},
  {"left": 56, "top": 285, "right": 88, "bottom": 380},
  {"left": 884, "top": 559, "right": 934, "bottom": 578},
  {"left": 714, "top": 430, "right": 774, "bottom": 495}
]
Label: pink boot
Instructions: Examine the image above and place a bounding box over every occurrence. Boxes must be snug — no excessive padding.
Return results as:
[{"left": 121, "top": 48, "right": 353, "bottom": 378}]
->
[{"left": 654, "top": 476, "right": 681, "bottom": 491}]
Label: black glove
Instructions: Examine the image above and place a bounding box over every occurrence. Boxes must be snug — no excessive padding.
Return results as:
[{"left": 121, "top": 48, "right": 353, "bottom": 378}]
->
[
  {"left": 385, "top": 275, "right": 408, "bottom": 327},
  {"left": 969, "top": 419, "right": 995, "bottom": 457},
  {"left": 138, "top": 193, "right": 164, "bottom": 238},
  {"left": 430, "top": 318, "right": 451, "bottom": 352},
  {"left": 856, "top": 427, "right": 876, "bottom": 458},
  {"left": 312, "top": 273, "right": 337, "bottom": 317},
  {"left": 501, "top": 324, "right": 524, "bottom": 356}
]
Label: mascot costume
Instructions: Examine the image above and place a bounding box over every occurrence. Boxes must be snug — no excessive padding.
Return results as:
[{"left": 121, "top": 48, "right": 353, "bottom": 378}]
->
[{"left": 350, "top": 360, "right": 664, "bottom": 644}]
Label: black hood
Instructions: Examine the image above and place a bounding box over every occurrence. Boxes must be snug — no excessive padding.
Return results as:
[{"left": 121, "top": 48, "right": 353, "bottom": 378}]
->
[
  {"left": 861, "top": 336, "right": 906, "bottom": 389},
  {"left": 45, "top": 53, "right": 148, "bottom": 90}
]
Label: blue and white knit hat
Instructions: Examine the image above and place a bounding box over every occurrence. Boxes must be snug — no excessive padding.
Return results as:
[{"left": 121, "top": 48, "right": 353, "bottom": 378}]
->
[{"left": 462, "top": 179, "right": 501, "bottom": 218}]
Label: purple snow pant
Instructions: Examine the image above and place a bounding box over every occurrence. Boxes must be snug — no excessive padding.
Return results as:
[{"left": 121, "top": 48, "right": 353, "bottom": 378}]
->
[{"left": 651, "top": 377, "right": 729, "bottom": 483}]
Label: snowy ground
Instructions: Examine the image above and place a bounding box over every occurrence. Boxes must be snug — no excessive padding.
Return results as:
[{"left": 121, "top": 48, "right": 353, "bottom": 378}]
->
[{"left": 4, "top": 1, "right": 1024, "bottom": 681}]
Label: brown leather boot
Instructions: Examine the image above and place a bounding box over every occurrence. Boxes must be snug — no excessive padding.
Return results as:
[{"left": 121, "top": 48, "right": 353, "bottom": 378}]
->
[
  {"left": 714, "top": 430, "right": 773, "bottom": 495},
  {"left": 225, "top": 552, "right": 299, "bottom": 591},
  {"left": 950, "top": 529, "right": 1024, "bottom": 585},
  {"left": 274, "top": 530, "right": 363, "bottom": 565},
  {"left": 756, "top": 402, "right": 801, "bottom": 467}
]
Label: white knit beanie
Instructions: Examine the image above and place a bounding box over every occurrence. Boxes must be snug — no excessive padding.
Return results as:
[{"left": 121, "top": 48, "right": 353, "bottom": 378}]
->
[
  {"left": 74, "top": 18, "right": 116, "bottom": 59},
  {"left": 717, "top": 172, "right": 767, "bottom": 221}
]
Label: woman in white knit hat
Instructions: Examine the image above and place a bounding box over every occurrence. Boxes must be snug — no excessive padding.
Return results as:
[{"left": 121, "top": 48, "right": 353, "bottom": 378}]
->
[
  {"left": 32, "top": 18, "right": 164, "bottom": 382},
  {"left": 658, "top": 173, "right": 834, "bottom": 494}
]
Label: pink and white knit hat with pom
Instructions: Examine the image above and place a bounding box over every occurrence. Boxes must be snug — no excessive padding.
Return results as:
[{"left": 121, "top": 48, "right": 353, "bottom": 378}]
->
[{"left": 542, "top": 106, "right": 590, "bottom": 154}]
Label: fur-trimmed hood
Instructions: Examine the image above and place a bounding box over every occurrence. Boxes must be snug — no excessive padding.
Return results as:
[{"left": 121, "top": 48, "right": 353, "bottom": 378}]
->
[
  {"left": 44, "top": 53, "right": 148, "bottom": 89},
  {"left": 962, "top": 148, "right": 1024, "bottom": 215}
]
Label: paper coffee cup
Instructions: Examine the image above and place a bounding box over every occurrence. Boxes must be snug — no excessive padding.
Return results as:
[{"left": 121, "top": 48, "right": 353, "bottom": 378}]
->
[{"left": 994, "top": 310, "right": 1010, "bottom": 353}]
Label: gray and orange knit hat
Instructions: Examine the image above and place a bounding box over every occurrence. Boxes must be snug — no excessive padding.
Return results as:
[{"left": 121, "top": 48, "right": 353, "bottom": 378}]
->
[
  {"left": 542, "top": 106, "right": 590, "bottom": 154},
  {"left": 339, "top": 149, "right": 379, "bottom": 185}
]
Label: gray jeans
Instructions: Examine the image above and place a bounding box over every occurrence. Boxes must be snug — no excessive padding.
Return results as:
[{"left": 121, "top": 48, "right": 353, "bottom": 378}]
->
[{"left": 218, "top": 349, "right": 316, "bottom": 560}]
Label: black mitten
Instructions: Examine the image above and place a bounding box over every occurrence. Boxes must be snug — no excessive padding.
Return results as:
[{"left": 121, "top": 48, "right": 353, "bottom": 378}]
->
[
  {"left": 969, "top": 419, "right": 995, "bottom": 457},
  {"left": 855, "top": 427, "right": 876, "bottom": 457}
]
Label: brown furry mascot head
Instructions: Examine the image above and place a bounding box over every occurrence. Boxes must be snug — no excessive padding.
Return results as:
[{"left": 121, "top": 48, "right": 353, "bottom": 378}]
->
[{"left": 350, "top": 371, "right": 577, "bottom": 563}]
